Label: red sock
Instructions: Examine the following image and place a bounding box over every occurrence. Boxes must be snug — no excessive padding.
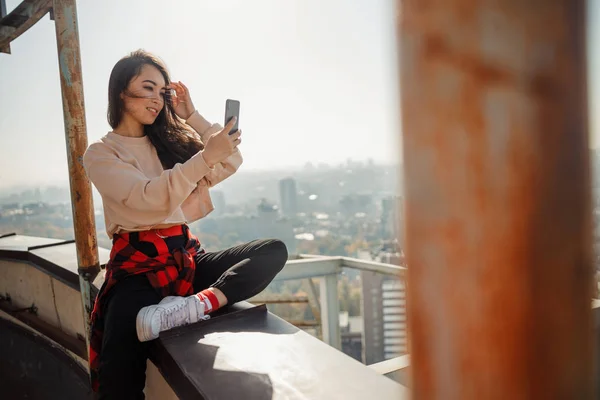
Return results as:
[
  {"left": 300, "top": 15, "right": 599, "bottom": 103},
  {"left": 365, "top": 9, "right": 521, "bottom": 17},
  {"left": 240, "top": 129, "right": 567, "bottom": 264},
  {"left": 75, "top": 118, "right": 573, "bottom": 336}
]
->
[{"left": 197, "top": 289, "right": 220, "bottom": 314}]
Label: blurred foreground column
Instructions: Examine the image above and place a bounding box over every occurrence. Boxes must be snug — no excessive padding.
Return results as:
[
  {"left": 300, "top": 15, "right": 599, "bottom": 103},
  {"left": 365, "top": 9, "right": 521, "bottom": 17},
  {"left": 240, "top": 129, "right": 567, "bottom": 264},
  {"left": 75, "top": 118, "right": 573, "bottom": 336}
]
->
[{"left": 399, "top": 0, "right": 595, "bottom": 398}]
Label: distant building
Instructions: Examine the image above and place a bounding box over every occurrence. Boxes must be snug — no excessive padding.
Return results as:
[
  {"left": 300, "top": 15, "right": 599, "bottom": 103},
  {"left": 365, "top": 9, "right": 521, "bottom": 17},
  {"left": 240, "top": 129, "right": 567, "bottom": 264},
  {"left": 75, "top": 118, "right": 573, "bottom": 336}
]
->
[
  {"left": 254, "top": 199, "right": 296, "bottom": 254},
  {"left": 257, "top": 198, "right": 279, "bottom": 222},
  {"left": 340, "top": 311, "right": 363, "bottom": 362},
  {"left": 339, "top": 193, "right": 373, "bottom": 218},
  {"left": 359, "top": 251, "right": 407, "bottom": 364},
  {"left": 360, "top": 270, "right": 385, "bottom": 364},
  {"left": 34, "top": 187, "right": 42, "bottom": 202},
  {"left": 380, "top": 196, "right": 404, "bottom": 245},
  {"left": 380, "top": 278, "right": 406, "bottom": 359},
  {"left": 1, "top": 203, "right": 20, "bottom": 211},
  {"left": 210, "top": 190, "right": 226, "bottom": 215},
  {"left": 279, "top": 178, "right": 298, "bottom": 216}
]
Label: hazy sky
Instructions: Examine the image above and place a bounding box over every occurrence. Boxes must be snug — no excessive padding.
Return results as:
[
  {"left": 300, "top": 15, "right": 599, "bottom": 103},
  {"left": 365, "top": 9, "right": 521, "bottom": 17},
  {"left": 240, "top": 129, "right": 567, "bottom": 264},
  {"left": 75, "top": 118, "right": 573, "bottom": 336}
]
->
[
  {"left": 2, "top": 1, "right": 600, "bottom": 190},
  {"left": 0, "top": 0, "right": 400, "bottom": 189}
]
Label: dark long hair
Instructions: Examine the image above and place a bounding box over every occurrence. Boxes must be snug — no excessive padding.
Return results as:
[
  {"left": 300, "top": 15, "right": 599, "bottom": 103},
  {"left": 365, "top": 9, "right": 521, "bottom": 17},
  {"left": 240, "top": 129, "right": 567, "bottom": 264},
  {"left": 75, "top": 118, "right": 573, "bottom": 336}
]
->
[{"left": 107, "top": 49, "right": 203, "bottom": 169}]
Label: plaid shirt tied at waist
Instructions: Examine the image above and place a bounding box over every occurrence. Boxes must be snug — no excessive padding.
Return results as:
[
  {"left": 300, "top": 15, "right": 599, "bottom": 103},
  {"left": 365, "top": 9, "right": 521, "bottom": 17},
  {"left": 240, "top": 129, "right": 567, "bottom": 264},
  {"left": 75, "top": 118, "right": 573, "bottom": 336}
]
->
[{"left": 88, "top": 224, "right": 203, "bottom": 392}]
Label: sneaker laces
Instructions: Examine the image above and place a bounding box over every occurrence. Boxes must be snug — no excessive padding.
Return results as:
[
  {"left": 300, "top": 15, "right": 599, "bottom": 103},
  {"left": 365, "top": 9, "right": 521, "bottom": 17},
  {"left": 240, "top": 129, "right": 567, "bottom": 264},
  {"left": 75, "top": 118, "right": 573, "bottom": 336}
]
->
[
  {"left": 160, "top": 300, "right": 191, "bottom": 330},
  {"left": 159, "top": 298, "right": 210, "bottom": 331}
]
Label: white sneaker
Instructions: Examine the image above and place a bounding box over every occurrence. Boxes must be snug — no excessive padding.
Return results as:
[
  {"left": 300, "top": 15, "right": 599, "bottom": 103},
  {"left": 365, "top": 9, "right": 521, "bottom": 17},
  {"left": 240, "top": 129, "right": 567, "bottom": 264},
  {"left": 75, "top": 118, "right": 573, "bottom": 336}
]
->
[{"left": 136, "top": 295, "right": 210, "bottom": 342}]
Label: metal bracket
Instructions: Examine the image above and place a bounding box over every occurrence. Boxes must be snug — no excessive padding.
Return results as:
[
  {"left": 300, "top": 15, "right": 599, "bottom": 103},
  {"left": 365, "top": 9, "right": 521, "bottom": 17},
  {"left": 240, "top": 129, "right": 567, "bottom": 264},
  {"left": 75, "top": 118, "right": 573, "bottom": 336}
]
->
[
  {"left": 77, "top": 264, "right": 100, "bottom": 282},
  {"left": 13, "top": 303, "right": 38, "bottom": 315}
]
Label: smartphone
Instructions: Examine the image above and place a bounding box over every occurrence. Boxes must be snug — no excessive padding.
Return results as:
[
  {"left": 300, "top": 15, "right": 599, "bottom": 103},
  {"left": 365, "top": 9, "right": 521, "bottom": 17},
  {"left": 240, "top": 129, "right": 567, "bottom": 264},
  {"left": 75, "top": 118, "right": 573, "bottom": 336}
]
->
[{"left": 224, "top": 99, "right": 240, "bottom": 135}]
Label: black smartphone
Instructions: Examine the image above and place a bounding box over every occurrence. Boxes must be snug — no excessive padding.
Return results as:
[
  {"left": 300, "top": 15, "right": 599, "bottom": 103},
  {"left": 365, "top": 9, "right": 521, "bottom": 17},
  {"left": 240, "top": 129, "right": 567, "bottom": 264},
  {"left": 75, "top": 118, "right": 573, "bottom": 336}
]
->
[{"left": 224, "top": 99, "right": 240, "bottom": 135}]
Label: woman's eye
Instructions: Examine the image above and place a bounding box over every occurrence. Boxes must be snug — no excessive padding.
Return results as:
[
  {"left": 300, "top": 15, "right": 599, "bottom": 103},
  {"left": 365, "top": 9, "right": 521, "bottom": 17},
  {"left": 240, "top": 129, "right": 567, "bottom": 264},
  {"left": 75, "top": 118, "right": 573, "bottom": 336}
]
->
[{"left": 143, "top": 86, "right": 153, "bottom": 91}]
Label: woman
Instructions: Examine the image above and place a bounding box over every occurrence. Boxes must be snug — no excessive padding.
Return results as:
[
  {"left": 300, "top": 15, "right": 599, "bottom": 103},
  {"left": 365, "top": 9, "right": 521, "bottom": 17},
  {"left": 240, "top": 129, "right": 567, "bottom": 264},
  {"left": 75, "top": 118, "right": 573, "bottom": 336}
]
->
[{"left": 83, "top": 49, "right": 287, "bottom": 399}]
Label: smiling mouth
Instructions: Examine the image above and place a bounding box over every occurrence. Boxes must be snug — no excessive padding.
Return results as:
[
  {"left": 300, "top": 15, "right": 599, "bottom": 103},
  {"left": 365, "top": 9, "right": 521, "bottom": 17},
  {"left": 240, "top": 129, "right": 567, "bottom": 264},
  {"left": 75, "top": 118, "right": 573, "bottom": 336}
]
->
[{"left": 146, "top": 107, "right": 159, "bottom": 115}]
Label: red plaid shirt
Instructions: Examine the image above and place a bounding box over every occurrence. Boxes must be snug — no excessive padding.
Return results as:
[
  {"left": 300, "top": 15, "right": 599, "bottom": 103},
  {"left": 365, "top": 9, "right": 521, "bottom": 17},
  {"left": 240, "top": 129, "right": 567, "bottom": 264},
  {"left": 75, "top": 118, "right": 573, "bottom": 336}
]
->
[{"left": 88, "top": 224, "right": 202, "bottom": 392}]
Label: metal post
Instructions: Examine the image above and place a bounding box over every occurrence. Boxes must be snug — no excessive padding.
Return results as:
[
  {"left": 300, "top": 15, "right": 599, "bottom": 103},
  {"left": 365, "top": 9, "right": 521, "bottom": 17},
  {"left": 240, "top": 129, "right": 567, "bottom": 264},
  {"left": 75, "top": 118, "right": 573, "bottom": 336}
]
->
[
  {"left": 306, "top": 278, "right": 322, "bottom": 338},
  {"left": 400, "top": 0, "right": 594, "bottom": 398},
  {"left": 320, "top": 274, "right": 341, "bottom": 349},
  {"left": 52, "top": 0, "right": 99, "bottom": 359}
]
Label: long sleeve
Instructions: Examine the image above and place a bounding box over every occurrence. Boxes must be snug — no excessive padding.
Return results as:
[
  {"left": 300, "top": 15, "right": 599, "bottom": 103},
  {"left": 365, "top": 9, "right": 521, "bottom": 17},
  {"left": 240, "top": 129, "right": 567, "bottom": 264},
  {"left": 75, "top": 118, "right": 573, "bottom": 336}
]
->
[
  {"left": 83, "top": 142, "right": 212, "bottom": 226},
  {"left": 185, "top": 111, "right": 243, "bottom": 187}
]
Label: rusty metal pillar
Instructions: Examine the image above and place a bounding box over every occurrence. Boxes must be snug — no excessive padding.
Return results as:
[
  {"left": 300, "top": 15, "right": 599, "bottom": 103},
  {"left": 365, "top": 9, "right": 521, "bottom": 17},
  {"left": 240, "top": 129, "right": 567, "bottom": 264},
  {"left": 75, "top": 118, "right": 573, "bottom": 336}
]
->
[
  {"left": 400, "top": 0, "right": 594, "bottom": 398},
  {"left": 52, "top": 0, "right": 99, "bottom": 359}
]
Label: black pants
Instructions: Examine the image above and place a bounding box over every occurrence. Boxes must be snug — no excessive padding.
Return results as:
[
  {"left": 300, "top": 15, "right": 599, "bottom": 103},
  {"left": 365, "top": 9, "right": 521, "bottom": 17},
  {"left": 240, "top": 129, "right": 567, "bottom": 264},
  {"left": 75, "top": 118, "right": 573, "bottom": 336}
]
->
[{"left": 97, "top": 238, "right": 288, "bottom": 399}]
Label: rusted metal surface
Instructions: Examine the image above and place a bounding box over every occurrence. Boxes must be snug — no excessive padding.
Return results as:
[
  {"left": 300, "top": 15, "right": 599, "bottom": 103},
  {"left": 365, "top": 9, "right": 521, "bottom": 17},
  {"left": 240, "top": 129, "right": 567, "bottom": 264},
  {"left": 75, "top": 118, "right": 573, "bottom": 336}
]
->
[
  {"left": 0, "top": 0, "right": 52, "bottom": 54},
  {"left": 400, "top": 0, "right": 594, "bottom": 399},
  {"left": 52, "top": 0, "right": 99, "bottom": 358}
]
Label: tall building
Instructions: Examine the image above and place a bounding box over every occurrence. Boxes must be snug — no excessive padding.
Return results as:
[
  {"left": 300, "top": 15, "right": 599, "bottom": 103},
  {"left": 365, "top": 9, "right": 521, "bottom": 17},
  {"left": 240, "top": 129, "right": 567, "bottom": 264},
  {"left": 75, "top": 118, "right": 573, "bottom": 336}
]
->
[
  {"left": 360, "top": 270, "right": 385, "bottom": 364},
  {"left": 381, "top": 278, "right": 406, "bottom": 359},
  {"left": 279, "top": 178, "right": 298, "bottom": 217},
  {"left": 359, "top": 250, "right": 407, "bottom": 364}
]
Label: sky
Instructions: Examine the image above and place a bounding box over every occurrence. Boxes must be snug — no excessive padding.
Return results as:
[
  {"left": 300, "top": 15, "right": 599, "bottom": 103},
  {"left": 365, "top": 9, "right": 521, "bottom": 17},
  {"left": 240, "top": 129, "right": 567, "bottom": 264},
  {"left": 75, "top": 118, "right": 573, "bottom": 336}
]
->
[
  {"left": 2, "top": 1, "right": 600, "bottom": 190},
  {"left": 0, "top": 0, "right": 400, "bottom": 189}
]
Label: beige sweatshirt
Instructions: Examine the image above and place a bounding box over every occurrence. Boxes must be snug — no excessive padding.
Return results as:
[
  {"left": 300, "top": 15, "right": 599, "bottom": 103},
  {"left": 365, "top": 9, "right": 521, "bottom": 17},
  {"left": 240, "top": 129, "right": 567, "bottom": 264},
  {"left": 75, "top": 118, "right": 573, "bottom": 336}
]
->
[{"left": 83, "top": 111, "right": 243, "bottom": 238}]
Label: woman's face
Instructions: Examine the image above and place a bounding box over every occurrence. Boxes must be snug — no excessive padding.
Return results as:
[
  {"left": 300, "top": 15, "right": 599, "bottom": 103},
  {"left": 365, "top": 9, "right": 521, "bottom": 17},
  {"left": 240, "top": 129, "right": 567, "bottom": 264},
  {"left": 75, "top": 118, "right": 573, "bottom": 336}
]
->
[{"left": 121, "top": 64, "right": 168, "bottom": 125}]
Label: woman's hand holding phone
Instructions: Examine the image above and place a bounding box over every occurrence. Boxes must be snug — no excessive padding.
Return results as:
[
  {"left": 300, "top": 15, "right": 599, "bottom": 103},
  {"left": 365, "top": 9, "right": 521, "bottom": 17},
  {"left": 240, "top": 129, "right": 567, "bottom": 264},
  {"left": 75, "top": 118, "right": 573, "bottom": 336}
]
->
[{"left": 201, "top": 118, "right": 241, "bottom": 167}]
